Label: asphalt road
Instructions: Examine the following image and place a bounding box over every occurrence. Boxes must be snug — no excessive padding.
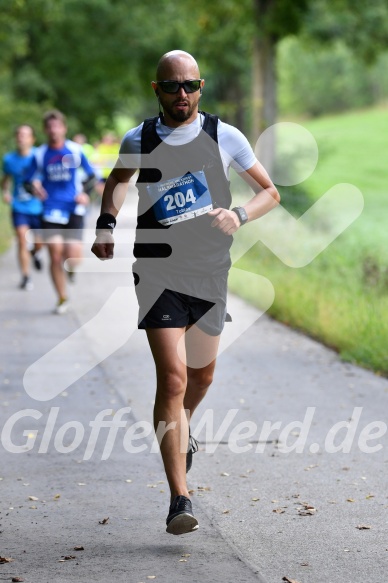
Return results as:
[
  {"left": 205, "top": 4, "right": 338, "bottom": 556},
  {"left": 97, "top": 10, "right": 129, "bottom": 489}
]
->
[{"left": 0, "top": 200, "right": 387, "bottom": 583}]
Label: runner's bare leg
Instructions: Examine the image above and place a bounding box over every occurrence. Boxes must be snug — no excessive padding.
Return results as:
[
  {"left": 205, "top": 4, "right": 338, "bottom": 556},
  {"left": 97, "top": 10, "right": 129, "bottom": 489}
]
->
[{"left": 147, "top": 327, "right": 190, "bottom": 501}]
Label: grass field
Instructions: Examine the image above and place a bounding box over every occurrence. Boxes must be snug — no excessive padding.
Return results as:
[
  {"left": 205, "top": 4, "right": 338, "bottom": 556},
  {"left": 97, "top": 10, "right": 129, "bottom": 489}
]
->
[
  {"left": 230, "top": 105, "right": 388, "bottom": 374},
  {"left": 0, "top": 200, "right": 13, "bottom": 255}
]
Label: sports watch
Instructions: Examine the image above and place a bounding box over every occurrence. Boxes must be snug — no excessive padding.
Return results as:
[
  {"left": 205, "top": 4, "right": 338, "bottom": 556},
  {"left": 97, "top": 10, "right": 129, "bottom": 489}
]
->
[{"left": 232, "top": 206, "right": 248, "bottom": 226}]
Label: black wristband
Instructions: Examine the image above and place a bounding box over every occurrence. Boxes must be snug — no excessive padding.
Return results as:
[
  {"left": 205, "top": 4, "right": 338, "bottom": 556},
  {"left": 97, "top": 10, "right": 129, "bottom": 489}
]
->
[{"left": 96, "top": 213, "right": 116, "bottom": 234}]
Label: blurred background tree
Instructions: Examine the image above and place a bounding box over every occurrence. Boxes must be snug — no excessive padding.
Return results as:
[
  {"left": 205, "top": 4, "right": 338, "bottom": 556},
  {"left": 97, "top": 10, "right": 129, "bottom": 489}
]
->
[{"left": 1, "top": 0, "right": 388, "bottom": 149}]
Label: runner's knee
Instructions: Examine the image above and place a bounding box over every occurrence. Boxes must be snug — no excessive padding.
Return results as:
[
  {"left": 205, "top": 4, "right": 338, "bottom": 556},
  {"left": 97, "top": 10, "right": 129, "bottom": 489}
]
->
[
  {"left": 188, "top": 369, "right": 214, "bottom": 392},
  {"left": 156, "top": 369, "right": 187, "bottom": 400}
]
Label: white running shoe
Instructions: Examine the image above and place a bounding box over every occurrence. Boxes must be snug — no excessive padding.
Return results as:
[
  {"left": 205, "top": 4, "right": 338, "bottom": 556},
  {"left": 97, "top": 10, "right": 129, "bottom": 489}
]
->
[{"left": 54, "top": 299, "right": 69, "bottom": 315}]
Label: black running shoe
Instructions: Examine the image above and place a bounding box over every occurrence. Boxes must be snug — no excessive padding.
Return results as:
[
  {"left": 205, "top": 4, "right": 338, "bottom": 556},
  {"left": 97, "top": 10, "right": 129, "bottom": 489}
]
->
[
  {"left": 166, "top": 495, "right": 199, "bottom": 535},
  {"left": 186, "top": 430, "right": 199, "bottom": 473},
  {"left": 31, "top": 251, "right": 43, "bottom": 271},
  {"left": 19, "top": 275, "right": 33, "bottom": 291}
]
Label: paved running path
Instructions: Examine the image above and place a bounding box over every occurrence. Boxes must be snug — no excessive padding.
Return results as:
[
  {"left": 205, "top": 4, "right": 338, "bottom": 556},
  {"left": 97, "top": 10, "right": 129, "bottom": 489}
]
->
[{"left": 0, "top": 200, "right": 387, "bottom": 583}]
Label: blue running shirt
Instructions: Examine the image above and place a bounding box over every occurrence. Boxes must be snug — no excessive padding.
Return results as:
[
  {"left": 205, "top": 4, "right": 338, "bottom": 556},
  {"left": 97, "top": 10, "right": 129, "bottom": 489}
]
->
[
  {"left": 2, "top": 150, "right": 43, "bottom": 215},
  {"left": 25, "top": 140, "right": 94, "bottom": 223}
]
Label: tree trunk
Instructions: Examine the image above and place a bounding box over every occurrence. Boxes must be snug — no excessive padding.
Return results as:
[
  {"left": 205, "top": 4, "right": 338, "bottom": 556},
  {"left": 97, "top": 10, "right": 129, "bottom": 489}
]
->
[{"left": 251, "top": 32, "right": 277, "bottom": 174}]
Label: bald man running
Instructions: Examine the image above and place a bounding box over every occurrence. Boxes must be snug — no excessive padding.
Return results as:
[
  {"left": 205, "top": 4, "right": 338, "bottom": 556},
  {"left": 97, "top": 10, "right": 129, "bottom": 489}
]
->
[{"left": 92, "top": 50, "right": 280, "bottom": 535}]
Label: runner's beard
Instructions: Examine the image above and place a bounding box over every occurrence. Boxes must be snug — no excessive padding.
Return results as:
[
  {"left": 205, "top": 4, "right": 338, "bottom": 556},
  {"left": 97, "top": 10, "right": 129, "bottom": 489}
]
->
[{"left": 161, "top": 96, "right": 200, "bottom": 123}]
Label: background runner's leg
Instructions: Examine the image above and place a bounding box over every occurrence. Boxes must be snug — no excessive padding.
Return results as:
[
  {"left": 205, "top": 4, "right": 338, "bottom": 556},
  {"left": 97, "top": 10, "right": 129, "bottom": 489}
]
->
[
  {"left": 15, "top": 224, "right": 31, "bottom": 277},
  {"left": 47, "top": 237, "right": 66, "bottom": 300}
]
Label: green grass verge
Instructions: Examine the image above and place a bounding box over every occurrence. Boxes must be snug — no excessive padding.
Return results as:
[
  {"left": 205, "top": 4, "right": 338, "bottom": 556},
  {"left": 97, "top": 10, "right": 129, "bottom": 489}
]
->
[
  {"left": 230, "top": 105, "right": 388, "bottom": 375},
  {"left": 0, "top": 201, "right": 13, "bottom": 255}
]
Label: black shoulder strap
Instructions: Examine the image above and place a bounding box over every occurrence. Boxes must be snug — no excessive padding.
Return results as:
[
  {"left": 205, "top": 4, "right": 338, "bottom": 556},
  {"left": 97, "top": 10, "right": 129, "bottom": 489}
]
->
[
  {"left": 140, "top": 117, "right": 161, "bottom": 154},
  {"left": 201, "top": 111, "right": 219, "bottom": 143},
  {"left": 141, "top": 112, "right": 219, "bottom": 154}
]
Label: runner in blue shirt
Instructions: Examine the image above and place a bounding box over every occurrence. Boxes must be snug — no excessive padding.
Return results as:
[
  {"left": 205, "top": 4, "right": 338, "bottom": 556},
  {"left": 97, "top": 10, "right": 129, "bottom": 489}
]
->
[
  {"left": 1, "top": 124, "right": 43, "bottom": 290},
  {"left": 25, "top": 110, "right": 96, "bottom": 314}
]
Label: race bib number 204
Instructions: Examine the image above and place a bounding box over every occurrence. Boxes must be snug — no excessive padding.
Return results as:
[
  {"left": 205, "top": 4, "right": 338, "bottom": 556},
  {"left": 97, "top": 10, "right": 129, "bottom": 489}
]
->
[{"left": 146, "top": 170, "right": 213, "bottom": 226}]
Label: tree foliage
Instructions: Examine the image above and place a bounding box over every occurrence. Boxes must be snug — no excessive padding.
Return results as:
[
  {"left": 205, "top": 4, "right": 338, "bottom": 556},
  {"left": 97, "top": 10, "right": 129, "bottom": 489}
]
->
[{"left": 1, "top": 0, "right": 388, "bottom": 151}]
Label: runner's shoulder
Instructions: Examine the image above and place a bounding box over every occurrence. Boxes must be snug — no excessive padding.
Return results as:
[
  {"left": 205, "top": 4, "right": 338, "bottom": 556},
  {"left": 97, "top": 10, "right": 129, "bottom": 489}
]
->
[
  {"left": 217, "top": 119, "right": 249, "bottom": 143},
  {"left": 120, "top": 123, "right": 144, "bottom": 154}
]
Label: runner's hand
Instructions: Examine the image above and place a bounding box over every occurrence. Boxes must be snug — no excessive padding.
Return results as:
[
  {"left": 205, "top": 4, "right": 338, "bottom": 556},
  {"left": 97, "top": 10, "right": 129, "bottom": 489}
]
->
[
  {"left": 2, "top": 191, "right": 11, "bottom": 204},
  {"left": 91, "top": 232, "right": 114, "bottom": 260},
  {"left": 32, "top": 180, "right": 47, "bottom": 200},
  {"left": 75, "top": 192, "right": 90, "bottom": 205},
  {"left": 208, "top": 207, "right": 240, "bottom": 235}
]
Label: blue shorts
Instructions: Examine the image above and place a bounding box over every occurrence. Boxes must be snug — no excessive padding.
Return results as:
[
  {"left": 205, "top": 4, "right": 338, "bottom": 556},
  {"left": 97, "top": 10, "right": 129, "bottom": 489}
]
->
[{"left": 12, "top": 211, "right": 42, "bottom": 230}]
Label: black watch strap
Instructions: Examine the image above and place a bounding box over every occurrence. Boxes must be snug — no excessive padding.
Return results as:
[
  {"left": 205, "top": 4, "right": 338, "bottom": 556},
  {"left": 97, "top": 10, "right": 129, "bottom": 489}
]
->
[{"left": 232, "top": 206, "right": 248, "bottom": 226}]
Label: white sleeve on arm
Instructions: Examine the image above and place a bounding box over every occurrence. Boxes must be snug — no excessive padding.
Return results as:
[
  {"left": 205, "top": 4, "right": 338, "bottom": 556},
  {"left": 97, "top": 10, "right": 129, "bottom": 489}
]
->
[
  {"left": 119, "top": 123, "right": 143, "bottom": 169},
  {"left": 217, "top": 121, "right": 257, "bottom": 176}
]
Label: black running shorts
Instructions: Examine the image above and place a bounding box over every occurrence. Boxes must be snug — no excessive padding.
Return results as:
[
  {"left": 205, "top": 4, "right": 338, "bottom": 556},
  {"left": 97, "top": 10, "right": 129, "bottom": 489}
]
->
[
  {"left": 41, "top": 214, "right": 84, "bottom": 241},
  {"left": 133, "top": 268, "right": 229, "bottom": 336}
]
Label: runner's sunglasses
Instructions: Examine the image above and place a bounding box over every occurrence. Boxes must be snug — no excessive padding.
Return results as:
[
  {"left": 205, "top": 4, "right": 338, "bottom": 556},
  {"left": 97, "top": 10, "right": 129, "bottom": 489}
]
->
[{"left": 157, "top": 79, "right": 202, "bottom": 94}]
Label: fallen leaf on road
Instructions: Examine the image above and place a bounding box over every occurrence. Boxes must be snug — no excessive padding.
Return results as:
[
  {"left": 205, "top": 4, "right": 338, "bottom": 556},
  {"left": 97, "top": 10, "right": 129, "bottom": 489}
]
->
[
  {"left": 365, "top": 494, "right": 375, "bottom": 499},
  {"left": 74, "top": 546, "right": 84, "bottom": 551},
  {"left": 125, "top": 479, "right": 132, "bottom": 483},
  {"left": 12, "top": 577, "right": 24, "bottom": 582},
  {"left": 251, "top": 498, "right": 260, "bottom": 502},
  {"left": 222, "top": 509, "right": 230, "bottom": 514},
  {"left": 99, "top": 517, "right": 109, "bottom": 525},
  {"left": 273, "top": 508, "right": 285, "bottom": 514},
  {"left": 298, "top": 508, "right": 316, "bottom": 516},
  {"left": 356, "top": 525, "right": 371, "bottom": 530},
  {"left": 181, "top": 553, "right": 191, "bottom": 557},
  {"left": 28, "top": 496, "right": 39, "bottom": 501},
  {"left": 59, "top": 555, "right": 76, "bottom": 561},
  {"left": 282, "top": 577, "right": 301, "bottom": 583},
  {"left": 147, "top": 577, "right": 156, "bottom": 580},
  {"left": 220, "top": 472, "right": 229, "bottom": 477},
  {"left": 347, "top": 498, "right": 356, "bottom": 502},
  {"left": 179, "top": 559, "right": 187, "bottom": 562},
  {"left": 0, "top": 556, "right": 14, "bottom": 563},
  {"left": 54, "top": 494, "right": 61, "bottom": 500}
]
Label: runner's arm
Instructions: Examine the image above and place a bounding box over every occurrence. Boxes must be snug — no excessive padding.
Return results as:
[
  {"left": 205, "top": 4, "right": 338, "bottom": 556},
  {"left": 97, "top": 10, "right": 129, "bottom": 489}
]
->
[
  {"left": 208, "top": 161, "right": 280, "bottom": 235},
  {"left": 91, "top": 161, "right": 137, "bottom": 260},
  {"left": 237, "top": 160, "right": 281, "bottom": 221},
  {"left": 1, "top": 174, "right": 12, "bottom": 203}
]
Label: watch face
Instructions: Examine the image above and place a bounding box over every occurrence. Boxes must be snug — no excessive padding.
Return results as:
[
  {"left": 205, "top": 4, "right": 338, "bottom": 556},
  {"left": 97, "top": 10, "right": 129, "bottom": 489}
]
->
[{"left": 239, "top": 207, "right": 248, "bottom": 223}]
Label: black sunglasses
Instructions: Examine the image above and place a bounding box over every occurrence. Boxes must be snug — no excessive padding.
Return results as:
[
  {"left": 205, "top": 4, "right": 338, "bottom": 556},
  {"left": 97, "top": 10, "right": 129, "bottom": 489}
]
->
[{"left": 157, "top": 79, "right": 202, "bottom": 94}]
